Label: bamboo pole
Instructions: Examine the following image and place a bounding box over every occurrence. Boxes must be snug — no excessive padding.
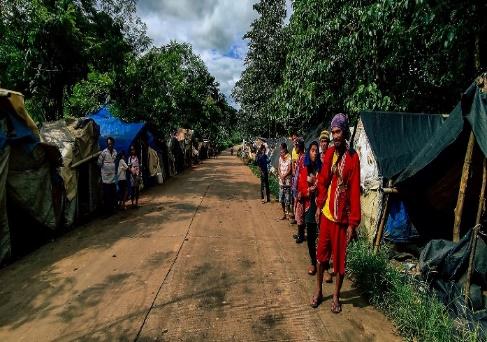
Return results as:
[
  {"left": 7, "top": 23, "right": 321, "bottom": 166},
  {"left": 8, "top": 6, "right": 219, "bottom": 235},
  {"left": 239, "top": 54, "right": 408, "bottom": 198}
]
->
[
  {"left": 453, "top": 131, "right": 476, "bottom": 242},
  {"left": 476, "top": 158, "right": 487, "bottom": 224},
  {"left": 70, "top": 151, "right": 101, "bottom": 169},
  {"left": 464, "top": 224, "right": 481, "bottom": 305},
  {"left": 374, "top": 180, "right": 393, "bottom": 252}
]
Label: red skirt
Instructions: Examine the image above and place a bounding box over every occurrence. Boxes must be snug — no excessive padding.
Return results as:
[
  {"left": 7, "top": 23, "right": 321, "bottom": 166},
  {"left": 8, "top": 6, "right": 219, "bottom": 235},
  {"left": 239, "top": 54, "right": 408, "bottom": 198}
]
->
[{"left": 317, "top": 216, "right": 348, "bottom": 275}]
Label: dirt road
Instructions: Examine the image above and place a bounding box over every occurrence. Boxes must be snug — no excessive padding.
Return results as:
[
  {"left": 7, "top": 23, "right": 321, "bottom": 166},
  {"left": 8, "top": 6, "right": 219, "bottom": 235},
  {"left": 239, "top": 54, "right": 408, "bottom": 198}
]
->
[{"left": 0, "top": 152, "right": 400, "bottom": 341}]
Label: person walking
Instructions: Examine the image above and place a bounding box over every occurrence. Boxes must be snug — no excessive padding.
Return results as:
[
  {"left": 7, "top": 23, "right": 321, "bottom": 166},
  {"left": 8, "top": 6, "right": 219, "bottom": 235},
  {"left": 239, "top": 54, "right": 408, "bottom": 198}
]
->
[
  {"left": 117, "top": 151, "right": 129, "bottom": 210},
  {"left": 278, "top": 143, "right": 292, "bottom": 219},
  {"left": 298, "top": 141, "right": 322, "bottom": 275},
  {"left": 256, "top": 144, "right": 270, "bottom": 203},
  {"left": 292, "top": 139, "right": 306, "bottom": 243},
  {"left": 128, "top": 144, "right": 142, "bottom": 208},
  {"left": 97, "top": 137, "right": 118, "bottom": 215},
  {"left": 311, "top": 113, "right": 361, "bottom": 313}
]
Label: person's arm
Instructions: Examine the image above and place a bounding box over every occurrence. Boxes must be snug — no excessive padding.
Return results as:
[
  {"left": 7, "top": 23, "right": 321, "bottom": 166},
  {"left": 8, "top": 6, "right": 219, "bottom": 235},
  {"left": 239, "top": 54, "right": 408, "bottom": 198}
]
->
[
  {"left": 97, "top": 150, "right": 105, "bottom": 167},
  {"left": 298, "top": 167, "right": 308, "bottom": 199},
  {"left": 348, "top": 154, "right": 361, "bottom": 229}
]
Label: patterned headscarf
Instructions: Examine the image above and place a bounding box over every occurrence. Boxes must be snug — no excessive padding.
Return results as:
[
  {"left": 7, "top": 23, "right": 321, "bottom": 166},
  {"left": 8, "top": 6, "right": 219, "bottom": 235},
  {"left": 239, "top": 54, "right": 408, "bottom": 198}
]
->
[{"left": 330, "top": 113, "right": 350, "bottom": 139}]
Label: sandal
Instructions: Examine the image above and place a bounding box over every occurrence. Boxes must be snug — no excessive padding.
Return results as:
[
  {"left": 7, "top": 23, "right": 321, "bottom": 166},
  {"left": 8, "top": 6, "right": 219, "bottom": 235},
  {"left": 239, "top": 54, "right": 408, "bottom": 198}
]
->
[
  {"left": 331, "top": 296, "right": 342, "bottom": 314},
  {"left": 280, "top": 215, "right": 287, "bottom": 220},
  {"left": 310, "top": 293, "right": 323, "bottom": 308}
]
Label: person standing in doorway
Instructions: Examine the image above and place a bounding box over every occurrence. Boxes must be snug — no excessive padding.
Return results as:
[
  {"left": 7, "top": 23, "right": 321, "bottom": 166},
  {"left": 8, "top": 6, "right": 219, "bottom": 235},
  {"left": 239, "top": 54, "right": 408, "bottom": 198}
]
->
[
  {"left": 128, "top": 144, "right": 142, "bottom": 208},
  {"left": 278, "top": 143, "right": 292, "bottom": 219},
  {"left": 298, "top": 141, "right": 322, "bottom": 276},
  {"left": 257, "top": 144, "right": 270, "bottom": 203},
  {"left": 97, "top": 137, "right": 118, "bottom": 215},
  {"left": 311, "top": 113, "right": 361, "bottom": 313}
]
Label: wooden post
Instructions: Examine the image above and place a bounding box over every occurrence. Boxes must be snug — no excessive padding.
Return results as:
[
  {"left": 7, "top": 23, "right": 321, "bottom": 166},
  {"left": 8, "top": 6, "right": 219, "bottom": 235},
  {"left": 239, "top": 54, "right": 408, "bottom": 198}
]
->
[
  {"left": 464, "top": 224, "right": 480, "bottom": 305},
  {"left": 453, "top": 131, "right": 476, "bottom": 242},
  {"left": 476, "top": 158, "right": 487, "bottom": 224},
  {"left": 374, "top": 180, "right": 393, "bottom": 252}
]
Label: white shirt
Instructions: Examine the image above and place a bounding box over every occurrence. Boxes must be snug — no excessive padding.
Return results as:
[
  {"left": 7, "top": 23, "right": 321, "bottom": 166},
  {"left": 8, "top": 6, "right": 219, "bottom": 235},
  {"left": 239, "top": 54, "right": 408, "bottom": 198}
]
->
[
  {"left": 117, "top": 159, "right": 128, "bottom": 181},
  {"left": 97, "top": 148, "right": 117, "bottom": 184}
]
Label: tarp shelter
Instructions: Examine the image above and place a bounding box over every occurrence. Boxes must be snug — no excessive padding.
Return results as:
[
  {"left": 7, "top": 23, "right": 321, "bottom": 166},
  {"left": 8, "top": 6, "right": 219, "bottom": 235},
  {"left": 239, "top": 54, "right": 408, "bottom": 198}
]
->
[
  {"left": 0, "top": 89, "right": 63, "bottom": 264},
  {"left": 40, "top": 118, "right": 101, "bottom": 226},
  {"left": 90, "top": 107, "right": 164, "bottom": 186},
  {"left": 395, "top": 81, "right": 487, "bottom": 240},
  {"left": 353, "top": 111, "right": 448, "bottom": 242}
]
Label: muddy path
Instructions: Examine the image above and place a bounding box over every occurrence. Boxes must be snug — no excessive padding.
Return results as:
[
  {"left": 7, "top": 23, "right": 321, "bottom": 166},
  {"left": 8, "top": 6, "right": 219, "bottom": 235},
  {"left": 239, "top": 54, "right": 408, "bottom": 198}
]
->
[{"left": 0, "top": 152, "right": 400, "bottom": 341}]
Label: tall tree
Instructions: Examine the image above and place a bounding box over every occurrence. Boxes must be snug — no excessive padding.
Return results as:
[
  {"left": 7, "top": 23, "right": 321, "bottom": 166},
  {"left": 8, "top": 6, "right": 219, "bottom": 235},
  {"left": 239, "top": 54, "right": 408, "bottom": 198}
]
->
[{"left": 233, "top": 0, "right": 288, "bottom": 137}]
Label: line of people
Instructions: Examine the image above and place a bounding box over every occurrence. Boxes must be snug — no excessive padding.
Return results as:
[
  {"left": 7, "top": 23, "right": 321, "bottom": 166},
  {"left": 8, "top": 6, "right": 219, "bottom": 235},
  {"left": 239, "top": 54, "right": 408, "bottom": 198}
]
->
[
  {"left": 258, "top": 113, "right": 361, "bottom": 314},
  {"left": 98, "top": 137, "right": 143, "bottom": 215}
]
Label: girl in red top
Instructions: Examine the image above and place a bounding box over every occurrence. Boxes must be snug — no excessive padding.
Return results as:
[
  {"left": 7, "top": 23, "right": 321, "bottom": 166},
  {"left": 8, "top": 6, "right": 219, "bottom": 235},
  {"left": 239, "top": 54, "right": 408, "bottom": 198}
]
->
[
  {"left": 311, "top": 113, "right": 361, "bottom": 313},
  {"left": 297, "top": 141, "right": 322, "bottom": 276}
]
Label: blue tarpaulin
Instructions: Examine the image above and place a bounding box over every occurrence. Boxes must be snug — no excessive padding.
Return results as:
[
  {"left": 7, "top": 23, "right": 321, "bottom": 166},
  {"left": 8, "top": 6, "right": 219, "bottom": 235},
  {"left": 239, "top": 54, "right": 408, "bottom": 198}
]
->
[
  {"left": 384, "top": 199, "right": 419, "bottom": 243},
  {"left": 90, "top": 107, "right": 146, "bottom": 154}
]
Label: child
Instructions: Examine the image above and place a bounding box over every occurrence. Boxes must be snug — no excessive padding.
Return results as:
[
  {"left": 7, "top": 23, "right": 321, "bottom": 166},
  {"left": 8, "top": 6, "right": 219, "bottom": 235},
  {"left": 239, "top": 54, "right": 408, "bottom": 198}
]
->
[{"left": 117, "top": 152, "right": 129, "bottom": 210}]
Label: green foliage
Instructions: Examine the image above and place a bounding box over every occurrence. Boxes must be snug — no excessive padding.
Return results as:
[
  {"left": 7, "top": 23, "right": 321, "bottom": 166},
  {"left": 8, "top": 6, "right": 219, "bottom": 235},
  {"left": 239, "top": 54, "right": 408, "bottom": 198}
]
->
[
  {"left": 114, "top": 42, "right": 239, "bottom": 146},
  {"left": 233, "top": 0, "right": 289, "bottom": 137},
  {"left": 347, "top": 238, "right": 484, "bottom": 342},
  {"left": 64, "top": 71, "right": 115, "bottom": 117},
  {"left": 236, "top": 0, "right": 487, "bottom": 136},
  {"left": 0, "top": 1, "right": 239, "bottom": 149}
]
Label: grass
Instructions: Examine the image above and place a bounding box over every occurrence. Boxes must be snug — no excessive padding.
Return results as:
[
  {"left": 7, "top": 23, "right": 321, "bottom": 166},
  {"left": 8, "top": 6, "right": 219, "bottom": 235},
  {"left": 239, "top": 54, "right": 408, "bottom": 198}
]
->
[{"left": 347, "top": 237, "right": 484, "bottom": 342}]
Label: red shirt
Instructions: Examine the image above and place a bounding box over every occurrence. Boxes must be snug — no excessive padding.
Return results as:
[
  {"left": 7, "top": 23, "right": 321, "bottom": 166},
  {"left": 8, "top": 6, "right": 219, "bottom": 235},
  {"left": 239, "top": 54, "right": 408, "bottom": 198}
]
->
[{"left": 317, "top": 146, "right": 361, "bottom": 228}]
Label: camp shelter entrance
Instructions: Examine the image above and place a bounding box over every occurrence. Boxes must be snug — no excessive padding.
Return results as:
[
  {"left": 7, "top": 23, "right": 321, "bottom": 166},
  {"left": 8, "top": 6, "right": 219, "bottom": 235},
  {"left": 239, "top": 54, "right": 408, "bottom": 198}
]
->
[
  {"left": 40, "top": 118, "right": 101, "bottom": 226},
  {"left": 353, "top": 111, "right": 448, "bottom": 243}
]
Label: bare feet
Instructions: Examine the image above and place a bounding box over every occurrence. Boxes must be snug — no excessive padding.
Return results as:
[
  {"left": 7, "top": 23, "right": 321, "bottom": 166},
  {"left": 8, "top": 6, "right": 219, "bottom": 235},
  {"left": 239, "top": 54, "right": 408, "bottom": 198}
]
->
[
  {"left": 308, "top": 265, "right": 317, "bottom": 275},
  {"left": 324, "top": 270, "right": 333, "bottom": 283},
  {"left": 310, "top": 292, "right": 323, "bottom": 308}
]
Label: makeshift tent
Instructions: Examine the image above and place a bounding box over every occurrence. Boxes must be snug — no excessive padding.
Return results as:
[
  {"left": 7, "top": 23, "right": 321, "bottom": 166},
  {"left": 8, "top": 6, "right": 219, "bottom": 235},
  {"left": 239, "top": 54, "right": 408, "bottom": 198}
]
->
[
  {"left": 394, "top": 80, "right": 487, "bottom": 241},
  {"left": 40, "top": 118, "right": 101, "bottom": 226},
  {"left": 0, "top": 89, "right": 63, "bottom": 263},
  {"left": 90, "top": 107, "right": 165, "bottom": 186},
  {"left": 353, "top": 111, "right": 447, "bottom": 242}
]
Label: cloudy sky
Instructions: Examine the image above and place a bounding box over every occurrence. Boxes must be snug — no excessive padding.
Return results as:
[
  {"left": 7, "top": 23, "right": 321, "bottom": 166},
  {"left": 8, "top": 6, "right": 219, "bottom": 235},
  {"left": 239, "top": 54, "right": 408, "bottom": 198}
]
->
[{"left": 136, "top": 0, "right": 292, "bottom": 107}]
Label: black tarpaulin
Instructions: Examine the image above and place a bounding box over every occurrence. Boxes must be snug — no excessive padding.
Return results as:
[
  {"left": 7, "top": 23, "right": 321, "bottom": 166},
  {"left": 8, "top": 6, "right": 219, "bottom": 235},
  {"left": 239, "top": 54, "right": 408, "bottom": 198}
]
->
[{"left": 360, "top": 111, "right": 447, "bottom": 180}]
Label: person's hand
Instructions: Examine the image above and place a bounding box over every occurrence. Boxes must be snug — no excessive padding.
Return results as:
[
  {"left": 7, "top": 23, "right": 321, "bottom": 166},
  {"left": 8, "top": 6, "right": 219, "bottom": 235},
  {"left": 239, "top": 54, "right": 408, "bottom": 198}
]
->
[
  {"left": 315, "top": 209, "right": 321, "bottom": 224},
  {"left": 346, "top": 226, "right": 354, "bottom": 244}
]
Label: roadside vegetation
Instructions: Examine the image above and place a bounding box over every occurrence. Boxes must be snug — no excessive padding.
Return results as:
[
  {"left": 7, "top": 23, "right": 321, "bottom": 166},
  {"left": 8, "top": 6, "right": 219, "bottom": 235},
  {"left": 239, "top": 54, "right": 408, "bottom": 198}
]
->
[{"left": 347, "top": 237, "right": 483, "bottom": 342}]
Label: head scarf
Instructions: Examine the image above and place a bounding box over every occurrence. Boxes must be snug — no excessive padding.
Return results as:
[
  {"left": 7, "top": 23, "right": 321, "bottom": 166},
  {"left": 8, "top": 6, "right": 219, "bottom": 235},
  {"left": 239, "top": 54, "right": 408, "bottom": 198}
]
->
[{"left": 330, "top": 113, "right": 350, "bottom": 139}]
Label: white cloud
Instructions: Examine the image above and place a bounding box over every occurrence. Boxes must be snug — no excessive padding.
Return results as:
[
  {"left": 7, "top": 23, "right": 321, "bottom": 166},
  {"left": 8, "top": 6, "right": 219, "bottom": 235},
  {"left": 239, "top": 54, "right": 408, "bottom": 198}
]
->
[{"left": 137, "top": 0, "right": 293, "bottom": 106}]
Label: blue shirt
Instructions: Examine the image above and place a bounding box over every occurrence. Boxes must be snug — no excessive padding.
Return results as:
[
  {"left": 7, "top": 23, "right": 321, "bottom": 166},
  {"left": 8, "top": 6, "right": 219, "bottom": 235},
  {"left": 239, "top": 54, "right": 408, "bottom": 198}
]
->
[{"left": 257, "top": 153, "right": 269, "bottom": 174}]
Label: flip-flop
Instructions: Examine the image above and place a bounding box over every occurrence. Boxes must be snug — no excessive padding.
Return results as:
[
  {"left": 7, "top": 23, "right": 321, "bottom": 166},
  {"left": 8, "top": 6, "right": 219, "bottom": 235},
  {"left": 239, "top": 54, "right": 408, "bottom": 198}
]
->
[
  {"left": 331, "top": 297, "right": 342, "bottom": 314},
  {"left": 310, "top": 294, "right": 323, "bottom": 308},
  {"left": 308, "top": 265, "right": 317, "bottom": 275}
]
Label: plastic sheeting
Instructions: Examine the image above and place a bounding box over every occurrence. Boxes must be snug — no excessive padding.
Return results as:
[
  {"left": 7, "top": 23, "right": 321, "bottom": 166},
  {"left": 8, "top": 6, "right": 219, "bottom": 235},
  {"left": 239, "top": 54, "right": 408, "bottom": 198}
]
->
[
  {"left": 383, "top": 199, "right": 419, "bottom": 243},
  {"left": 353, "top": 119, "right": 381, "bottom": 190},
  {"left": 360, "top": 111, "right": 446, "bottom": 180},
  {"left": 420, "top": 229, "right": 487, "bottom": 335},
  {"left": 397, "top": 82, "right": 487, "bottom": 184},
  {"left": 90, "top": 107, "right": 146, "bottom": 155},
  {"left": 40, "top": 118, "right": 100, "bottom": 201}
]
